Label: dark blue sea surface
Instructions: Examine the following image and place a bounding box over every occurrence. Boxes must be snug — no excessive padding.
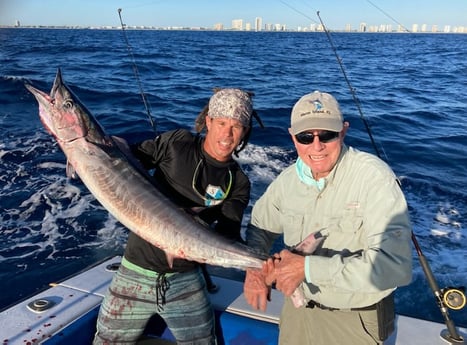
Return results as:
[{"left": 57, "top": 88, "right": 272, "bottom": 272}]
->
[{"left": 1, "top": 28, "right": 466, "bottom": 327}]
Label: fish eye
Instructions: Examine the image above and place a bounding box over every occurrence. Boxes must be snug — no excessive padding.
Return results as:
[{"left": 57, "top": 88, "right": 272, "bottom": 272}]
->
[{"left": 63, "top": 99, "right": 74, "bottom": 109}]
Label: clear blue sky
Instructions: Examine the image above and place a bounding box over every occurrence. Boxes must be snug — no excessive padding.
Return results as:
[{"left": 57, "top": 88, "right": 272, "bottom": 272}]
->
[{"left": 1, "top": 0, "right": 466, "bottom": 30}]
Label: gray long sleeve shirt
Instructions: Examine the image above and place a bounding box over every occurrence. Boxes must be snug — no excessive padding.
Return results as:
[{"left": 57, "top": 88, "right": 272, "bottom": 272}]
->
[{"left": 248, "top": 145, "right": 413, "bottom": 308}]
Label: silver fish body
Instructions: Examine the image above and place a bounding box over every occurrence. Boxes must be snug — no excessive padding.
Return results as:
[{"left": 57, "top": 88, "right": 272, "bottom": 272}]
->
[{"left": 26, "top": 69, "right": 265, "bottom": 270}]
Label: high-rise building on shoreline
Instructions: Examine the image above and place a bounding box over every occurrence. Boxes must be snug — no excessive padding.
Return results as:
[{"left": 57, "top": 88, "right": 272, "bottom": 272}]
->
[
  {"left": 231, "top": 19, "right": 243, "bottom": 31},
  {"left": 255, "top": 17, "right": 262, "bottom": 32}
]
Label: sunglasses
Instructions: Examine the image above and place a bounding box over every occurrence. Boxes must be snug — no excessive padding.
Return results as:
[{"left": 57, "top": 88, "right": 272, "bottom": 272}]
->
[{"left": 295, "top": 130, "right": 340, "bottom": 145}]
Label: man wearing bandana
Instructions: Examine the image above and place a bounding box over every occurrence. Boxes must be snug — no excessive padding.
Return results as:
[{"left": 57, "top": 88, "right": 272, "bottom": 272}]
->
[{"left": 94, "top": 88, "right": 261, "bottom": 345}]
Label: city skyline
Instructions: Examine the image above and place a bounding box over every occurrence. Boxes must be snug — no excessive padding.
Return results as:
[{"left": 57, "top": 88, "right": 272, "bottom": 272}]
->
[{"left": 1, "top": 0, "right": 466, "bottom": 32}]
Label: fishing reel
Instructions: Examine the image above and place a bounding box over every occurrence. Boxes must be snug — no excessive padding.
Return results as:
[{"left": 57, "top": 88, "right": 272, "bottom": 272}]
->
[{"left": 441, "top": 286, "right": 466, "bottom": 311}]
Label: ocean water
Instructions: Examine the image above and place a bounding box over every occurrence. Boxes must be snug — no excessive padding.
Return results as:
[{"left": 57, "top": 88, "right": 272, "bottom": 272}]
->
[{"left": 0, "top": 28, "right": 466, "bottom": 328}]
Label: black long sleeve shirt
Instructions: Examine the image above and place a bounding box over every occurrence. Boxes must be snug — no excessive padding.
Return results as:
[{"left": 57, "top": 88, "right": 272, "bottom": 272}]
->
[{"left": 123, "top": 129, "right": 250, "bottom": 273}]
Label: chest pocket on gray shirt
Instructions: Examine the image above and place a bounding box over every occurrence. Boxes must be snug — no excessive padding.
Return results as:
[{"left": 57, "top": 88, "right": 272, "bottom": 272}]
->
[
  {"left": 281, "top": 212, "right": 306, "bottom": 246},
  {"left": 328, "top": 211, "right": 365, "bottom": 253}
]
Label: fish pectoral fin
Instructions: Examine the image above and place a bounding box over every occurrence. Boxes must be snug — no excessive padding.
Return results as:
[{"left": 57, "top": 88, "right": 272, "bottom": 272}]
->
[
  {"left": 66, "top": 160, "right": 79, "bottom": 179},
  {"left": 165, "top": 251, "right": 186, "bottom": 268}
]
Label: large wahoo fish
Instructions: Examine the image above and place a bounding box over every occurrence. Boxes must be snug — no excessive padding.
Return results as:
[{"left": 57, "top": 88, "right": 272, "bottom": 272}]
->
[{"left": 26, "top": 69, "right": 266, "bottom": 270}]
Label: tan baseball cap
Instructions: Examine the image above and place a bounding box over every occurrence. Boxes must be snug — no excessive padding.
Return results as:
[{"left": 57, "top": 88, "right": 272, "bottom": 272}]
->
[{"left": 290, "top": 91, "right": 343, "bottom": 135}]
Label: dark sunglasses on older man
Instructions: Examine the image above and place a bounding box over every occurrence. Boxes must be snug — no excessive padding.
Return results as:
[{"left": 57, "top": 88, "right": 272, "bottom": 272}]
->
[{"left": 295, "top": 130, "right": 340, "bottom": 145}]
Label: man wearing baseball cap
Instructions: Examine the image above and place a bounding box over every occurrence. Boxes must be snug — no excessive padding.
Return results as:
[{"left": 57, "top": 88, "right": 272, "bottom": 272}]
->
[{"left": 244, "top": 91, "right": 413, "bottom": 344}]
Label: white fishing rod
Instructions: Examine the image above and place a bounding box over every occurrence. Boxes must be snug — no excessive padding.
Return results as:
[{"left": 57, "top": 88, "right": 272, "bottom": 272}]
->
[{"left": 316, "top": 11, "right": 465, "bottom": 344}]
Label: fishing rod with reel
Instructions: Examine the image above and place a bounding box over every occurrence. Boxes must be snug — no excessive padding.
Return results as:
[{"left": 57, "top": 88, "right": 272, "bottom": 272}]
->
[{"left": 316, "top": 11, "right": 466, "bottom": 344}]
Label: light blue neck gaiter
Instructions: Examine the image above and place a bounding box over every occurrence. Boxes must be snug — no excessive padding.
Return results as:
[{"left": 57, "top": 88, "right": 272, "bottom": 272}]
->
[{"left": 295, "top": 157, "right": 326, "bottom": 191}]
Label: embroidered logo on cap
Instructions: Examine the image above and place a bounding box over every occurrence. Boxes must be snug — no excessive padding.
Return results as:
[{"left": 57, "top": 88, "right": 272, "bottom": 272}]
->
[{"left": 313, "top": 100, "right": 323, "bottom": 111}]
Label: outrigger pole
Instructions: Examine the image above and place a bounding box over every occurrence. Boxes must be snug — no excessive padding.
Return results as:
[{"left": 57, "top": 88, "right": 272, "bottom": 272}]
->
[{"left": 316, "top": 11, "right": 465, "bottom": 344}]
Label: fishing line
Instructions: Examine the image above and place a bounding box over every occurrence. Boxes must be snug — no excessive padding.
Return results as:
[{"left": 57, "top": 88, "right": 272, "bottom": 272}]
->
[
  {"left": 316, "top": 11, "right": 386, "bottom": 161},
  {"left": 365, "top": 0, "right": 411, "bottom": 33},
  {"left": 317, "top": 11, "right": 465, "bottom": 344},
  {"left": 117, "top": 8, "right": 157, "bottom": 134},
  {"left": 278, "top": 0, "right": 319, "bottom": 25}
]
